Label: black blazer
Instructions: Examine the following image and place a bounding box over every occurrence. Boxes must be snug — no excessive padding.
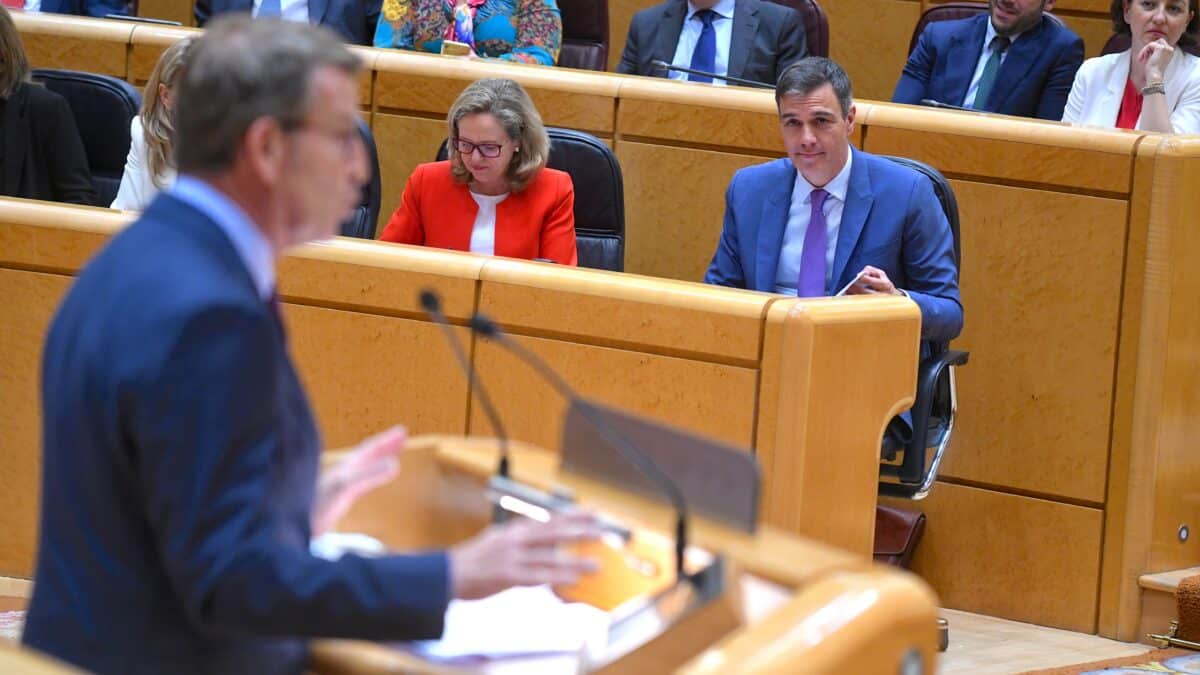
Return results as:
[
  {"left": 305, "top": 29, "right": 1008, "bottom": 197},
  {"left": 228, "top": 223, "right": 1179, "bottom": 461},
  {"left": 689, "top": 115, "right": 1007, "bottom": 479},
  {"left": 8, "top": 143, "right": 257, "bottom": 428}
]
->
[
  {"left": 2, "top": 82, "right": 96, "bottom": 206},
  {"left": 616, "top": 0, "right": 807, "bottom": 87},
  {"left": 194, "top": 0, "right": 382, "bottom": 46}
]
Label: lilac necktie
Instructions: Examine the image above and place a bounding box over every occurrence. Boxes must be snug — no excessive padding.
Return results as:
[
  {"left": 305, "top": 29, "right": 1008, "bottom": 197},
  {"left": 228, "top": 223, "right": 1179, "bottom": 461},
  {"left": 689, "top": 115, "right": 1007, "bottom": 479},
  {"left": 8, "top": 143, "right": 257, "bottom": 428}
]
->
[{"left": 797, "top": 188, "right": 829, "bottom": 297}]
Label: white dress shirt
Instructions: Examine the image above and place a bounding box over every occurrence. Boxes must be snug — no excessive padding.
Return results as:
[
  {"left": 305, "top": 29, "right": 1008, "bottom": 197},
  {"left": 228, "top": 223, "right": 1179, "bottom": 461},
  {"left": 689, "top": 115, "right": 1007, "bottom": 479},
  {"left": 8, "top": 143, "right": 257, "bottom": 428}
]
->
[
  {"left": 468, "top": 191, "right": 509, "bottom": 256},
  {"left": 962, "top": 20, "right": 1028, "bottom": 108},
  {"left": 253, "top": 0, "right": 309, "bottom": 24},
  {"left": 170, "top": 175, "right": 277, "bottom": 301},
  {"left": 111, "top": 116, "right": 178, "bottom": 212},
  {"left": 775, "top": 149, "right": 854, "bottom": 295},
  {"left": 24, "top": 0, "right": 41, "bottom": 11},
  {"left": 669, "top": 0, "right": 736, "bottom": 86}
]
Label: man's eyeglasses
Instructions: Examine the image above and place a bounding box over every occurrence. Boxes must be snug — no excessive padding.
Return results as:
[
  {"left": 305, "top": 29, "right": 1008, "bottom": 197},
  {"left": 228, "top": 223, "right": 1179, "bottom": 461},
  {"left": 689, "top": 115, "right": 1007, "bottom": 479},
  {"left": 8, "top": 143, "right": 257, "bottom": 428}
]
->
[{"left": 451, "top": 138, "right": 505, "bottom": 158}]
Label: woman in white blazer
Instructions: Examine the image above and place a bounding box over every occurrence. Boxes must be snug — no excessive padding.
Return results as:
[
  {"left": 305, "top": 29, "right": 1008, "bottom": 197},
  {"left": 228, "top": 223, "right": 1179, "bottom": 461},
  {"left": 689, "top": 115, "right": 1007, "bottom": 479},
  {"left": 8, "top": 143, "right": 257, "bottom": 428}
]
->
[
  {"left": 111, "top": 38, "right": 192, "bottom": 210},
  {"left": 1063, "top": 0, "right": 1200, "bottom": 134}
]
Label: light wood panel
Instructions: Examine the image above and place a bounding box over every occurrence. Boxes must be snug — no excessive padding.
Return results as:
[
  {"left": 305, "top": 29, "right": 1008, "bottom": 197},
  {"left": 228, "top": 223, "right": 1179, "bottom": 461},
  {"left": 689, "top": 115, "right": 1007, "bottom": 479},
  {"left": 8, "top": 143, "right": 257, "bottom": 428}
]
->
[
  {"left": 618, "top": 142, "right": 765, "bottom": 282},
  {"left": 136, "top": 0, "right": 195, "bottom": 26},
  {"left": 942, "top": 180, "right": 1126, "bottom": 503},
  {"left": 616, "top": 78, "right": 783, "bottom": 152},
  {"left": 826, "top": 0, "right": 922, "bottom": 102},
  {"left": 13, "top": 12, "right": 131, "bottom": 78},
  {"left": 0, "top": 270, "right": 71, "bottom": 579},
  {"left": 127, "top": 25, "right": 197, "bottom": 85},
  {"left": 371, "top": 114, "right": 448, "bottom": 238},
  {"left": 1060, "top": 14, "right": 1120, "bottom": 57},
  {"left": 885, "top": 482, "right": 1105, "bottom": 633}
]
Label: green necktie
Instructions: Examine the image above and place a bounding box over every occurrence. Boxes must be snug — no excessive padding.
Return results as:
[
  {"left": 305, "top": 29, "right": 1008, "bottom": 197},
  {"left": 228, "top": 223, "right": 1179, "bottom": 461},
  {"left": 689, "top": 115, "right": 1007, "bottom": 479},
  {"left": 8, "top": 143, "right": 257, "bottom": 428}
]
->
[{"left": 971, "top": 35, "right": 1011, "bottom": 110}]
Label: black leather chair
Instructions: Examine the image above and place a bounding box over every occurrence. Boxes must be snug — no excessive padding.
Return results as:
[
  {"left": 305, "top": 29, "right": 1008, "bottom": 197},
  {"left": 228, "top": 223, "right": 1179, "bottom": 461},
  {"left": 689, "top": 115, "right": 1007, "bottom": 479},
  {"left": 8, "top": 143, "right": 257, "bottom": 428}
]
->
[
  {"left": 435, "top": 127, "right": 625, "bottom": 271},
  {"left": 339, "top": 117, "right": 382, "bottom": 239},
  {"left": 1101, "top": 32, "right": 1200, "bottom": 57},
  {"left": 559, "top": 0, "right": 609, "bottom": 71},
  {"left": 32, "top": 69, "right": 141, "bottom": 207},
  {"left": 878, "top": 156, "right": 969, "bottom": 500},
  {"left": 907, "top": 2, "right": 1066, "bottom": 55},
  {"left": 769, "top": 0, "right": 829, "bottom": 58}
]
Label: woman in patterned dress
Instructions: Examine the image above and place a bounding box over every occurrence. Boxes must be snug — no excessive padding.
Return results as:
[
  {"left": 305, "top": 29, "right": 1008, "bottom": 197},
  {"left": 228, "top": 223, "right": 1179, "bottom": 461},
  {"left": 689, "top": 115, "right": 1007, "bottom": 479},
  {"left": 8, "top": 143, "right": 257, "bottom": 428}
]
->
[{"left": 374, "top": 0, "right": 562, "bottom": 66}]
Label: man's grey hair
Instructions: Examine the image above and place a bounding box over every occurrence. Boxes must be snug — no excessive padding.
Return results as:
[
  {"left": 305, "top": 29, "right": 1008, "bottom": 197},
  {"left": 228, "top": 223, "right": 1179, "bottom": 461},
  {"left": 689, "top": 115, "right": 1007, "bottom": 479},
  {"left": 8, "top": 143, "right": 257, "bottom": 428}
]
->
[
  {"left": 174, "top": 15, "right": 362, "bottom": 174},
  {"left": 775, "top": 57, "right": 853, "bottom": 118}
]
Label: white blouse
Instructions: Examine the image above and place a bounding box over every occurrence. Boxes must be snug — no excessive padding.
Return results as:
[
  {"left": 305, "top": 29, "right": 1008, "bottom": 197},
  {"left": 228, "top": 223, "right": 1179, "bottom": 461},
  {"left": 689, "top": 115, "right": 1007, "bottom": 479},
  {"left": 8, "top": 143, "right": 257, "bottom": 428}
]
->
[
  {"left": 111, "top": 116, "right": 177, "bottom": 211},
  {"left": 468, "top": 190, "right": 509, "bottom": 255}
]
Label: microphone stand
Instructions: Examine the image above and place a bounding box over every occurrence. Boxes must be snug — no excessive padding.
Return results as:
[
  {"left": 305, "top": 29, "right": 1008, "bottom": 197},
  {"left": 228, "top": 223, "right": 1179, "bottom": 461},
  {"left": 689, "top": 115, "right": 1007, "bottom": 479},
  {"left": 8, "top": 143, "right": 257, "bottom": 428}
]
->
[{"left": 650, "top": 59, "right": 773, "bottom": 89}]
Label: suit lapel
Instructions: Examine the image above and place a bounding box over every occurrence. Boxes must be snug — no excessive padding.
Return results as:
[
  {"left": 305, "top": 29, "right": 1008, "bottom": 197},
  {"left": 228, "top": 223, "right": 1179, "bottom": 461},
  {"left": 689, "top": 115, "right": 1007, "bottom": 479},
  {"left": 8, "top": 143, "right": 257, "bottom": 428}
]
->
[
  {"left": 727, "top": 0, "right": 759, "bottom": 80},
  {"left": 1100, "top": 50, "right": 1129, "bottom": 126},
  {"left": 754, "top": 161, "right": 795, "bottom": 292},
  {"left": 653, "top": 0, "right": 687, "bottom": 68},
  {"left": 944, "top": 16, "right": 989, "bottom": 106},
  {"left": 987, "top": 17, "right": 1045, "bottom": 110},
  {"left": 308, "top": 0, "right": 329, "bottom": 26},
  {"left": 831, "top": 149, "right": 873, "bottom": 291},
  {"left": 3, "top": 86, "right": 30, "bottom": 198}
]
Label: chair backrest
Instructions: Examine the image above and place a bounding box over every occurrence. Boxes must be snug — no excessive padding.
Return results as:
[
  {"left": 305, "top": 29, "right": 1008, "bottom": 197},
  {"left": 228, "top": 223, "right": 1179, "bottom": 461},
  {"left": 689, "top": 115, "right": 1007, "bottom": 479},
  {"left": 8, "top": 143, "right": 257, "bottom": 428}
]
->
[
  {"left": 434, "top": 127, "right": 626, "bottom": 271},
  {"left": 767, "top": 0, "right": 829, "bottom": 58},
  {"left": 558, "top": 0, "right": 609, "bottom": 71},
  {"left": 907, "top": 3, "right": 1066, "bottom": 55},
  {"left": 31, "top": 69, "right": 141, "bottom": 206},
  {"left": 882, "top": 155, "right": 960, "bottom": 289},
  {"left": 1101, "top": 32, "right": 1200, "bottom": 57},
  {"left": 339, "top": 117, "right": 382, "bottom": 239}
]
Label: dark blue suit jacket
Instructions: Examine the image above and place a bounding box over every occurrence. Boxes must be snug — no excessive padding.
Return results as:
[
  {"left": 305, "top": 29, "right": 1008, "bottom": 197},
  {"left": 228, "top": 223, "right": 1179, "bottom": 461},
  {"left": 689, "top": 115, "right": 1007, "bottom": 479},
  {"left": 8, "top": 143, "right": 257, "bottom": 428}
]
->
[
  {"left": 38, "top": 0, "right": 127, "bottom": 18},
  {"left": 892, "top": 14, "right": 1083, "bottom": 120},
  {"left": 194, "top": 0, "right": 381, "bottom": 45},
  {"left": 704, "top": 149, "right": 963, "bottom": 343},
  {"left": 23, "top": 194, "right": 448, "bottom": 675}
]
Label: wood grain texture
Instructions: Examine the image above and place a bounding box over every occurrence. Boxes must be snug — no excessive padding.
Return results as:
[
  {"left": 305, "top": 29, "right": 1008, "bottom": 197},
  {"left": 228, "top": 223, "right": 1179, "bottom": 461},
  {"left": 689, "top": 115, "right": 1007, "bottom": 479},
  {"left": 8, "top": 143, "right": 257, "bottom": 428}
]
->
[
  {"left": 884, "top": 482, "right": 1105, "bottom": 633},
  {"left": 0, "top": 201, "right": 126, "bottom": 270},
  {"left": 0, "top": 270, "right": 72, "bottom": 579},
  {"left": 371, "top": 113, "right": 447, "bottom": 238},
  {"left": 941, "top": 181, "right": 1127, "bottom": 503},
  {"left": 825, "top": 0, "right": 922, "bottom": 102},
  {"left": 607, "top": 0, "right": 653, "bottom": 72},
  {"left": 14, "top": 12, "right": 132, "bottom": 78},
  {"left": 616, "top": 80, "right": 783, "bottom": 153},
  {"left": 1059, "top": 14, "right": 1119, "bottom": 58},
  {"left": 128, "top": 25, "right": 198, "bottom": 84},
  {"left": 617, "top": 141, "right": 765, "bottom": 282},
  {"left": 136, "top": 0, "right": 195, "bottom": 26},
  {"left": 756, "top": 296, "right": 921, "bottom": 556}
]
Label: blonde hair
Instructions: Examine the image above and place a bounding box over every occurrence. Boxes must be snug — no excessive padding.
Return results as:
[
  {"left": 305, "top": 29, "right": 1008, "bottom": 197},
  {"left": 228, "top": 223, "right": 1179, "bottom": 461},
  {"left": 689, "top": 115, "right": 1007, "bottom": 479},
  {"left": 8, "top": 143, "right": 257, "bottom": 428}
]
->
[
  {"left": 0, "top": 7, "right": 31, "bottom": 98},
  {"left": 446, "top": 78, "right": 549, "bottom": 192},
  {"left": 141, "top": 38, "right": 193, "bottom": 188}
]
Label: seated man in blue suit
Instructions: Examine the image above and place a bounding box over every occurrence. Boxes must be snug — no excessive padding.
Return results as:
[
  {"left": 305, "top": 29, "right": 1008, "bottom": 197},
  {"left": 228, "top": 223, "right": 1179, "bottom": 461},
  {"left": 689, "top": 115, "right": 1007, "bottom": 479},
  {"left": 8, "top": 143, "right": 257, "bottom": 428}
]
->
[
  {"left": 195, "top": 0, "right": 380, "bottom": 45},
  {"left": 617, "top": 0, "right": 808, "bottom": 87},
  {"left": 705, "top": 56, "right": 962, "bottom": 344},
  {"left": 23, "top": 17, "right": 599, "bottom": 675},
  {"left": 892, "top": 0, "right": 1083, "bottom": 120}
]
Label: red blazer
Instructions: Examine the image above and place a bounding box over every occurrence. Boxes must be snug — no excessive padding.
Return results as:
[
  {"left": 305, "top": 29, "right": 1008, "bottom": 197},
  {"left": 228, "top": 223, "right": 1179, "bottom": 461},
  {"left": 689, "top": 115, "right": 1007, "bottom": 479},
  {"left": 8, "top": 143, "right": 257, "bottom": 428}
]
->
[{"left": 379, "top": 161, "right": 578, "bottom": 265}]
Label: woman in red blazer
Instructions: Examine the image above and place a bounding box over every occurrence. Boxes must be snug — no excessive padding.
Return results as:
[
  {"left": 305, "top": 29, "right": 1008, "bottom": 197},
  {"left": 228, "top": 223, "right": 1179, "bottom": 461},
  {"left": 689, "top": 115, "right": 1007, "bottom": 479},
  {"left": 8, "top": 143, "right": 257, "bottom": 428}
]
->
[{"left": 380, "top": 78, "right": 577, "bottom": 265}]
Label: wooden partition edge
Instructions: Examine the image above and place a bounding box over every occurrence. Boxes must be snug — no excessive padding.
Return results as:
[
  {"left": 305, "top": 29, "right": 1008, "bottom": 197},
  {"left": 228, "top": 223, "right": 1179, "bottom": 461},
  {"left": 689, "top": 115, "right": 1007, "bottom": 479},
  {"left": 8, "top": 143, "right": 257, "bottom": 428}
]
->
[
  {"left": 13, "top": 11, "right": 135, "bottom": 43},
  {"left": 371, "top": 48, "right": 624, "bottom": 99},
  {"left": 755, "top": 296, "right": 921, "bottom": 555}
]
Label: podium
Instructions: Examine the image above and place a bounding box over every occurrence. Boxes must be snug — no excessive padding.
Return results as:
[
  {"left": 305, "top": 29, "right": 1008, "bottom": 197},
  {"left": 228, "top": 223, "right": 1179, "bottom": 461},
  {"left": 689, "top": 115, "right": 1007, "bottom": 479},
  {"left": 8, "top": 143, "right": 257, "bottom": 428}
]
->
[{"left": 309, "top": 436, "right": 941, "bottom": 674}]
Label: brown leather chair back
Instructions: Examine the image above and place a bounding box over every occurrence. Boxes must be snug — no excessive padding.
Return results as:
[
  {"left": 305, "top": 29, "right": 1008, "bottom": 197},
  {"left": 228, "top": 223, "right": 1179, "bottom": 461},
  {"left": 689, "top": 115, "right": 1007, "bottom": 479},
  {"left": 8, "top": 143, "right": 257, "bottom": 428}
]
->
[
  {"left": 559, "top": 0, "right": 609, "bottom": 71},
  {"left": 768, "top": 0, "right": 829, "bottom": 57},
  {"left": 1101, "top": 31, "right": 1200, "bottom": 56}
]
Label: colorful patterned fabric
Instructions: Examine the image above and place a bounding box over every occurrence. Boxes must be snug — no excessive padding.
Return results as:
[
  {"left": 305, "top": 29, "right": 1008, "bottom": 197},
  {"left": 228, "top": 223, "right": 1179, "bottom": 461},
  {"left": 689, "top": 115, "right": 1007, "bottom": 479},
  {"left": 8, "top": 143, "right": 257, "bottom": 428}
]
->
[{"left": 375, "top": 0, "right": 561, "bottom": 66}]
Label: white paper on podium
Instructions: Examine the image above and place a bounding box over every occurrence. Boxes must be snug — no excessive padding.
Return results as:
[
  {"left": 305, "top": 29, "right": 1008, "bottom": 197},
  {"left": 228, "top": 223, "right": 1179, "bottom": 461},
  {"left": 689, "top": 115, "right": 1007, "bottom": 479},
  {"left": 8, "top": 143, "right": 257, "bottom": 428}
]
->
[{"left": 402, "top": 585, "right": 610, "bottom": 667}]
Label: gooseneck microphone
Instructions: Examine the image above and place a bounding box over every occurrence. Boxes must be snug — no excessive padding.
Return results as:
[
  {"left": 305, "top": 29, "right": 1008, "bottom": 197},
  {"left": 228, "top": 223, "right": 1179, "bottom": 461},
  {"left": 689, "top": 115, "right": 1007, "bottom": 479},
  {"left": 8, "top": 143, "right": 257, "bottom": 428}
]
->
[
  {"left": 469, "top": 313, "right": 691, "bottom": 581},
  {"left": 919, "top": 98, "right": 976, "bottom": 113},
  {"left": 650, "top": 59, "right": 773, "bottom": 90},
  {"left": 418, "top": 290, "right": 510, "bottom": 479}
]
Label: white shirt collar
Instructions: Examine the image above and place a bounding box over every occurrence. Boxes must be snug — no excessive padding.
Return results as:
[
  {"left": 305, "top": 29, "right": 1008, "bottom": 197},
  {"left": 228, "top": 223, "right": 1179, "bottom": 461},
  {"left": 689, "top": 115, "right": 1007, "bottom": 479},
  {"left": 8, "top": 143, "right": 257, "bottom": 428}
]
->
[
  {"left": 169, "top": 175, "right": 277, "bottom": 302},
  {"left": 795, "top": 145, "right": 854, "bottom": 203},
  {"left": 687, "top": 0, "right": 736, "bottom": 20}
]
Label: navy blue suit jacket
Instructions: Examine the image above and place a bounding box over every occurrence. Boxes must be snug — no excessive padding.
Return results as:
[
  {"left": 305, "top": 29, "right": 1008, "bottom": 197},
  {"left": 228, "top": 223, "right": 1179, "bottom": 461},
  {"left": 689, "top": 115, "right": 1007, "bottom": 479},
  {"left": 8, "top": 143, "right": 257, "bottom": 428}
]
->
[
  {"left": 704, "top": 149, "right": 963, "bottom": 343},
  {"left": 23, "top": 194, "right": 449, "bottom": 675},
  {"left": 194, "top": 0, "right": 381, "bottom": 45},
  {"left": 892, "top": 14, "right": 1083, "bottom": 120},
  {"left": 38, "top": 0, "right": 127, "bottom": 18}
]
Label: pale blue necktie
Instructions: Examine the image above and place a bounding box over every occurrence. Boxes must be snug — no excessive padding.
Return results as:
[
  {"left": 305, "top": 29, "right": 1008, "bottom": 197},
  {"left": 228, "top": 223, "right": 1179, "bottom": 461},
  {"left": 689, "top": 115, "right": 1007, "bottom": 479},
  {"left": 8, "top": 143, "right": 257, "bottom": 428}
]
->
[
  {"left": 258, "top": 0, "right": 282, "bottom": 18},
  {"left": 688, "top": 10, "right": 717, "bottom": 83},
  {"left": 797, "top": 189, "right": 829, "bottom": 297}
]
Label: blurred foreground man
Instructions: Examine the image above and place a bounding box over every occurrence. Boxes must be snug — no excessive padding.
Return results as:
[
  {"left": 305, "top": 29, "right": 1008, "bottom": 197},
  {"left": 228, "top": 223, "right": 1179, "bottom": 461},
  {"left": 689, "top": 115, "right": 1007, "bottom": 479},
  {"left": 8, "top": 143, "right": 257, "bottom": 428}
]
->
[{"left": 23, "top": 16, "right": 598, "bottom": 675}]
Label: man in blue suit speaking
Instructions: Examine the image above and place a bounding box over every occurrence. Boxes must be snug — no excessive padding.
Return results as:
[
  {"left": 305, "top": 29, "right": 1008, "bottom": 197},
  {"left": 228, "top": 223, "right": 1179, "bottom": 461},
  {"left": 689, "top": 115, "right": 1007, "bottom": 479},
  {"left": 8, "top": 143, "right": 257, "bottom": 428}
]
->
[
  {"left": 892, "top": 0, "right": 1083, "bottom": 120},
  {"left": 23, "top": 16, "right": 599, "bottom": 675},
  {"left": 705, "top": 57, "right": 962, "bottom": 343}
]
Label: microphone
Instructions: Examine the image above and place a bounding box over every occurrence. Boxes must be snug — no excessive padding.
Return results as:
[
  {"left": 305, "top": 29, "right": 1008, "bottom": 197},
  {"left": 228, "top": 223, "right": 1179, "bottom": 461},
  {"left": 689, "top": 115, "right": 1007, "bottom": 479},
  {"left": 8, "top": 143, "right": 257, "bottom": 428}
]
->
[
  {"left": 418, "top": 289, "right": 510, "bottom": 479},
  {"left": 469, "top": 313, "right": 691, "bottom": 581},
  {"left": 650, "top": 59, "right": 773, "bottom": 90},
  {"left": 919, "top": 98, "right": 977, "bottom": 113}
]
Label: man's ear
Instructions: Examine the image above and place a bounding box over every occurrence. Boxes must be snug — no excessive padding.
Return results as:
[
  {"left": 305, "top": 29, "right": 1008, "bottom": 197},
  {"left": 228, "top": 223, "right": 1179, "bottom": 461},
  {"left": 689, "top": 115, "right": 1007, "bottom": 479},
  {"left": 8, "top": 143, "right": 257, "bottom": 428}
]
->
[
  {"left": 241, "top": 117, "right": 287, "bottom": 186},
  {"left": 846, "top": 103, "right": 857, "bottom": 137},
  {"left": 1043, "top": 0, "right": 1056, "bottom": 11}
]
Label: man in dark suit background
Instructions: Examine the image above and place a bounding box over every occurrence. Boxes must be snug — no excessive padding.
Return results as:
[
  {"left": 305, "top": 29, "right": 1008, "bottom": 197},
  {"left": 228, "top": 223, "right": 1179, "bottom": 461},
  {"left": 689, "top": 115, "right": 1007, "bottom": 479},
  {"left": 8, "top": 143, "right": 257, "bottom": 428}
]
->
[
  {"left": 617, "top": 0, "right": 807, "bottom": 87},
  {"left": 706, "top": 57, "right": 962, "bottom": 343},
  {"left": 892, "top": 0, "right": 1083, "bottom": 120},
  {"left": 194, "top": 0, "right": 380, "bottom": 45},
  {"left": 22, "top": 16, "right": 599, "bottom": 675}
]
